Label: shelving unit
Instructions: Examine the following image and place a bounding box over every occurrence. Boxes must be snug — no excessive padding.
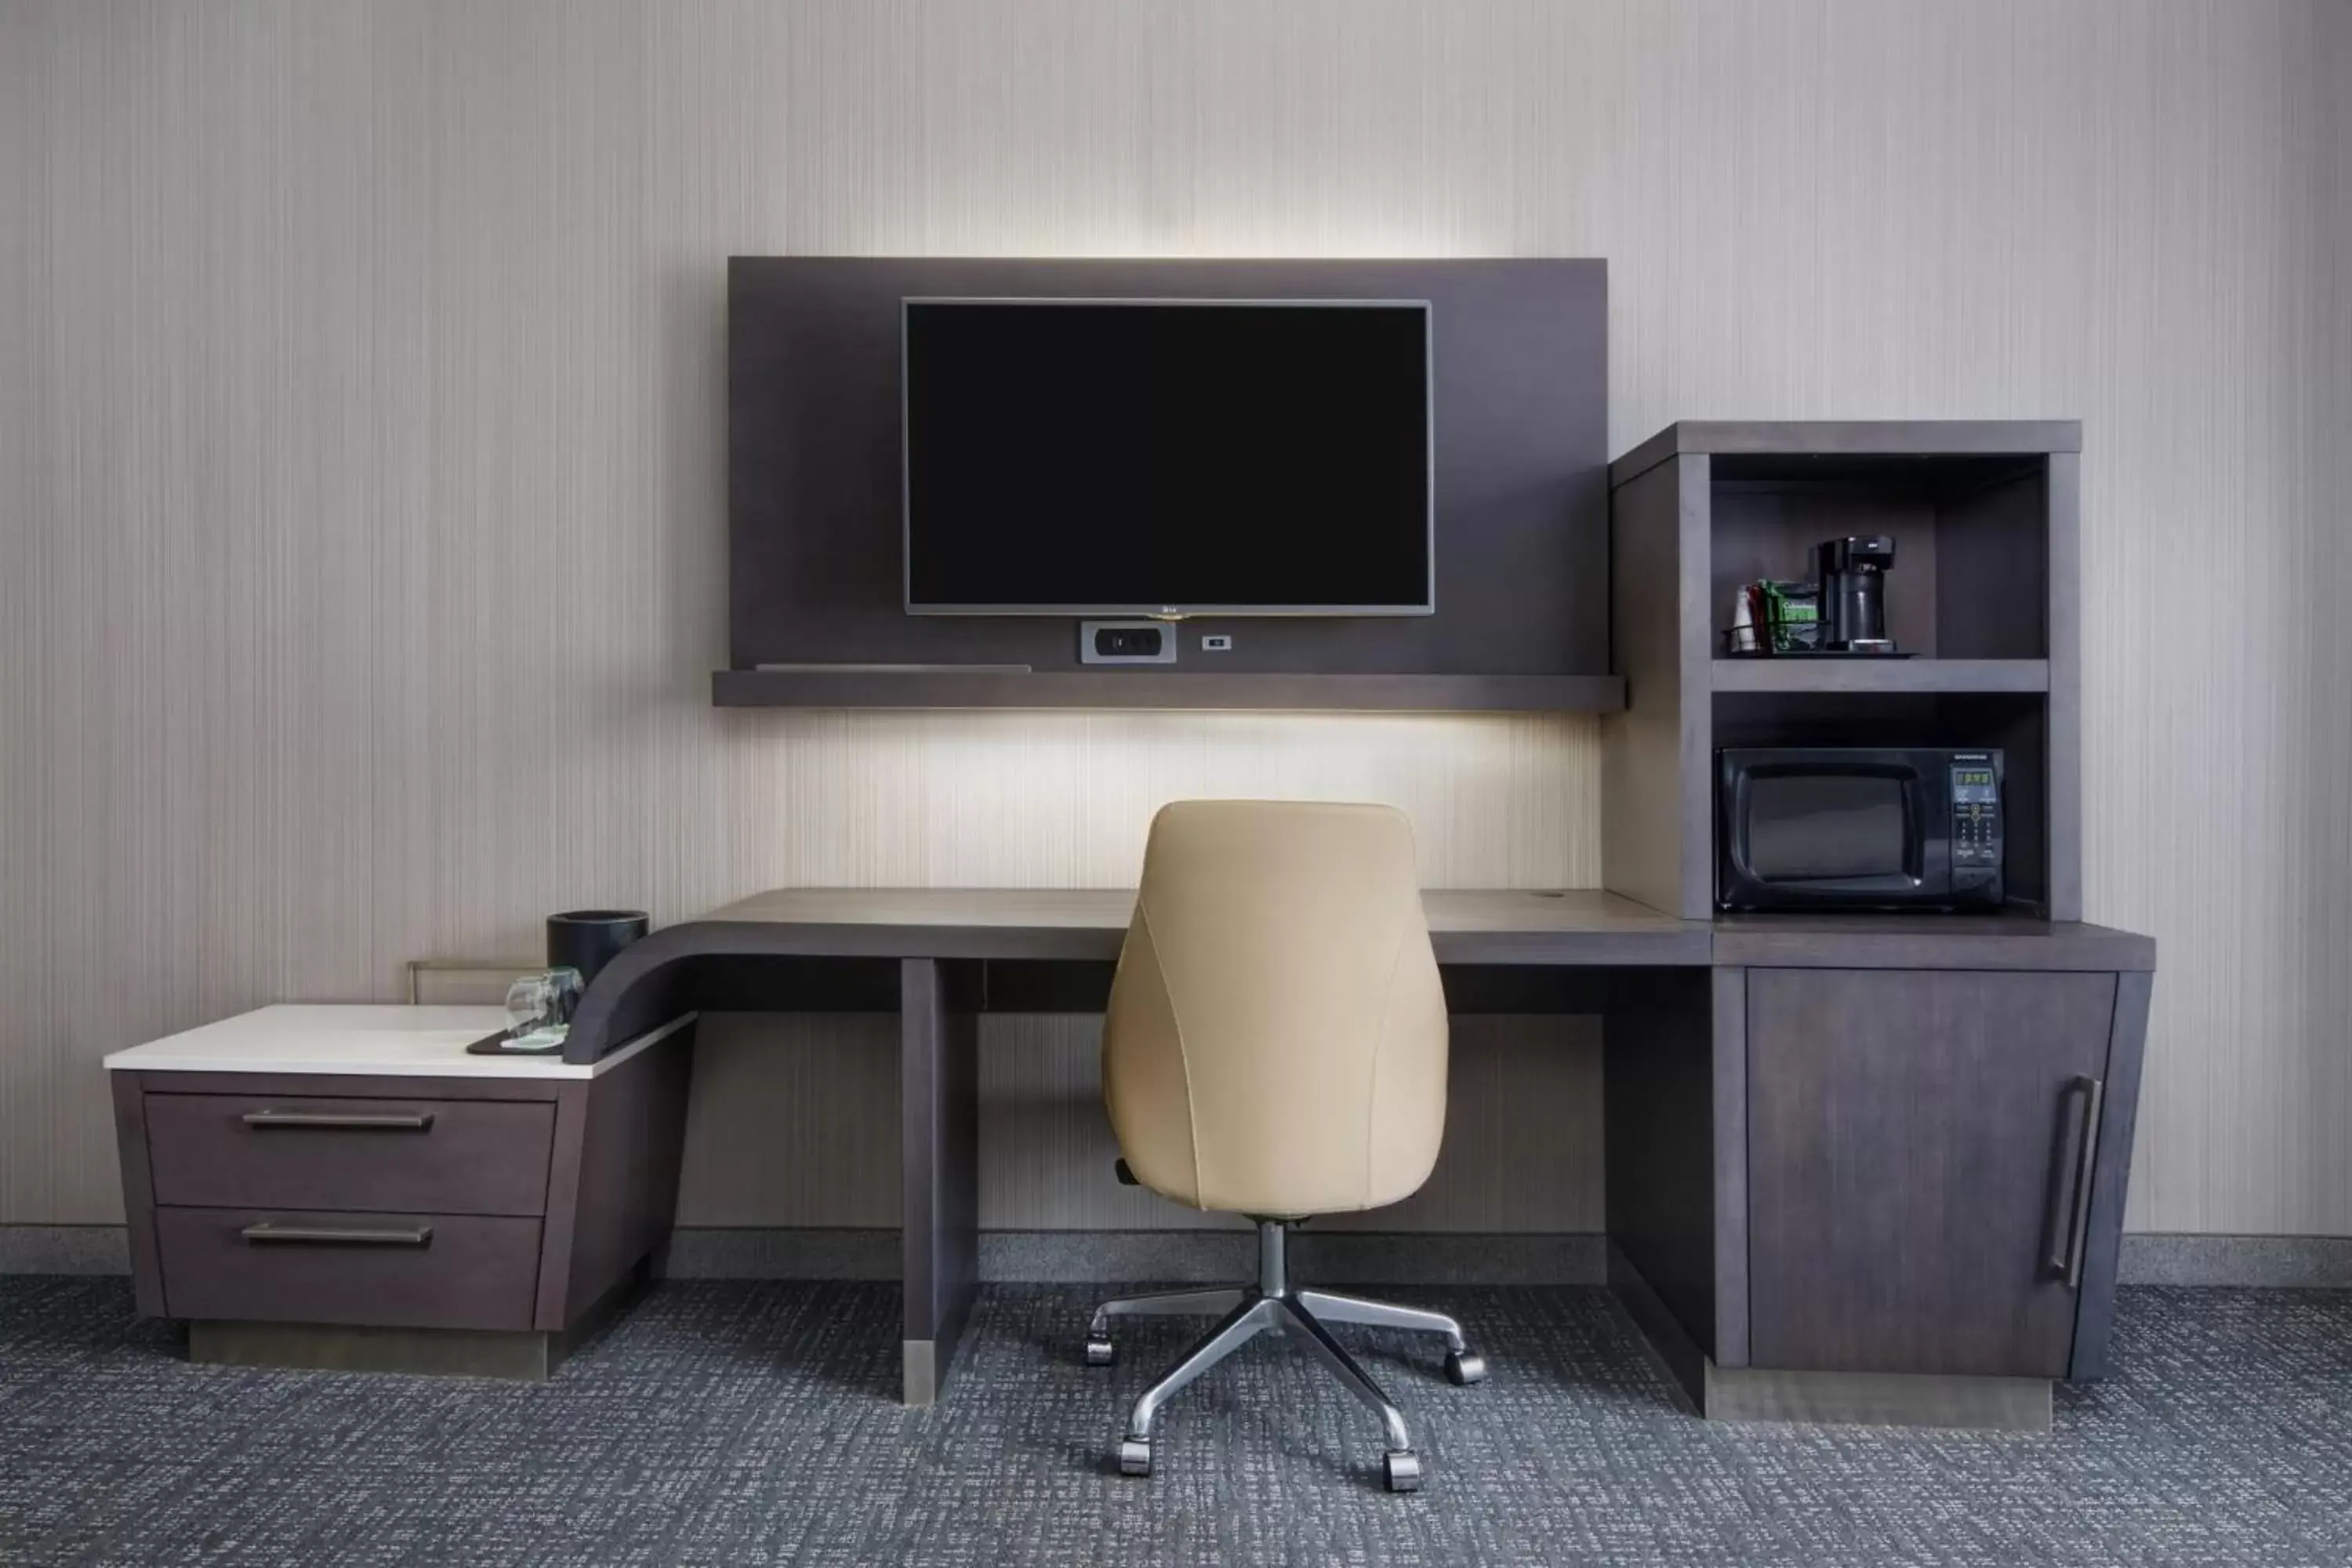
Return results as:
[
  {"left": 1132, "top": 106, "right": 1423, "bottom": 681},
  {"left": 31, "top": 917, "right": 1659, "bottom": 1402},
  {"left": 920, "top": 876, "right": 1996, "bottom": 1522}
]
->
[{"left": 1601, "top": 420, "right": 2082, "bottom": 921}]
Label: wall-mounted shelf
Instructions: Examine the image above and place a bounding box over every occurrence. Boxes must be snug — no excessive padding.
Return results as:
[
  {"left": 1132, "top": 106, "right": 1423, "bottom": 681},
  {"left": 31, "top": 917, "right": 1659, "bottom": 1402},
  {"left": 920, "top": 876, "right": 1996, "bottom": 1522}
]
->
[
  {"left": 1711, "top": 658, "right": 2049, "bottom": 695},
  {"left": 712, "top": 669, "right": 1627, "bottom": 714}
]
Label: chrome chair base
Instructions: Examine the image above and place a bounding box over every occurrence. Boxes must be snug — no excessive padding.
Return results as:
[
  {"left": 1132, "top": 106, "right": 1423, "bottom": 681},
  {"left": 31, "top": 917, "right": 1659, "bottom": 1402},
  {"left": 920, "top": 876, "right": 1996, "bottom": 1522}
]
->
[{"left": 1086, "top": 1220, "right": 1485, "bottom": 1491}]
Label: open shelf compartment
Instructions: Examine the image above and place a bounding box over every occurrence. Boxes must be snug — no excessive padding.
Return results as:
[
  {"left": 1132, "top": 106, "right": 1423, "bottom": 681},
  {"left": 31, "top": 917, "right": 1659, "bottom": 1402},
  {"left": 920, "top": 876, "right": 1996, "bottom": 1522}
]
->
[
  {"left": 1711, "top": 689, "right": 2057, "bottom": 916},
  {"left": 1708, "top": 453, "right": 2050, "bottom": 662}
]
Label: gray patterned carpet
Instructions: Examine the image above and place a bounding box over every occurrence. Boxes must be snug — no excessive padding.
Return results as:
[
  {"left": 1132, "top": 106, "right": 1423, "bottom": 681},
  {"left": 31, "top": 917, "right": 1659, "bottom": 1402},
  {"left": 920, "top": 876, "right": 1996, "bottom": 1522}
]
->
[{"left": 2, "top": 1278, "right": 2350, "bottom": 1566}]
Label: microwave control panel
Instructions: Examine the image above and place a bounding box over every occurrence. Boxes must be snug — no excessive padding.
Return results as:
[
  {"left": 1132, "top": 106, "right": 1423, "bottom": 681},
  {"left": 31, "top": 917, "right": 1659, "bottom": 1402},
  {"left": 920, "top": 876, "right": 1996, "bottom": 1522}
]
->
[{"left": 1948, "top": 757, "right": 2003, "bottom": 880}]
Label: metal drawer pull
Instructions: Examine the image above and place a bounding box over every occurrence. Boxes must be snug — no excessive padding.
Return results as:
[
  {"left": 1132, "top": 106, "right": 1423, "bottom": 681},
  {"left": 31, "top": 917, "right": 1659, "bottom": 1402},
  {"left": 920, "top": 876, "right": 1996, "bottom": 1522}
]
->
[
  {"left": 241, "top": 1109, "right": 435, "bottom": 1132},
  {"left": 241, "top": 1222, "right": 434, "bottom": 1247}
]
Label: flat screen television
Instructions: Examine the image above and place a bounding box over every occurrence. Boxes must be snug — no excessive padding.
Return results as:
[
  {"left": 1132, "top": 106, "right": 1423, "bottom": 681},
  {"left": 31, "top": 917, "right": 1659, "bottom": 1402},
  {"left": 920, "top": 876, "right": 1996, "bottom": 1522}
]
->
[{"left": 902, "top": 299, "right": 1434, "bottom": 615}]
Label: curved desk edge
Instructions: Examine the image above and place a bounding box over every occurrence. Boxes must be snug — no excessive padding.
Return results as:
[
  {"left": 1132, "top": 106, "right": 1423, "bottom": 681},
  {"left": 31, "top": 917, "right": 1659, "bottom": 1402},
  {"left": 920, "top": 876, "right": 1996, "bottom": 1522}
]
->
[{"left": 563, "top": 920, "right": 1125, "bottom": 1065}]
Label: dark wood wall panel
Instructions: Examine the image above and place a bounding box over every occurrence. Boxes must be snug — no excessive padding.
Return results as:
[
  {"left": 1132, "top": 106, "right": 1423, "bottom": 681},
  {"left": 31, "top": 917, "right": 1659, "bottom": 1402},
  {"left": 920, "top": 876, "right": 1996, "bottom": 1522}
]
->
[{"left": 728, "top": 258, "right": 1608, "bottom": 677}]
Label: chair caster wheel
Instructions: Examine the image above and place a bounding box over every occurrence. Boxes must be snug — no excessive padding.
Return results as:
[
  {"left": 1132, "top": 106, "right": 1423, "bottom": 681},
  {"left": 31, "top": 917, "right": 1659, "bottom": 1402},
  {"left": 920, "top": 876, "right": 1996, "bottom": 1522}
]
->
[
  {"left": 1383, "top": 1450, "right": 1424, "bottom": 1493},
  {"left": 1084, "top": 1337, "right": 1116, "bottom": 1367},
  {"left": 1117, "top": 1438, "right": 1152, "bottom": 1476},
  {"left": 1445, "top": 1350, "right": 1487, "bottom": 1385}
]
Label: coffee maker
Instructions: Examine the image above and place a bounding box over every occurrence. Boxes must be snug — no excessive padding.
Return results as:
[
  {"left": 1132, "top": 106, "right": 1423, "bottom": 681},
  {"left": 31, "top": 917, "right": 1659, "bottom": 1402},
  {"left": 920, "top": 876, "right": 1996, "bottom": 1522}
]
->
[{"left": 1813, "top": 535, "right": 1896, "bottom": 652}]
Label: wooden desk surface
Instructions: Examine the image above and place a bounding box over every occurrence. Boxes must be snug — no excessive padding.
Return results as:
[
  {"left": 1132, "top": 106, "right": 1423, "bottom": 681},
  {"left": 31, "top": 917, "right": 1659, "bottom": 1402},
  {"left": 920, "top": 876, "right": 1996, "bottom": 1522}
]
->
[
  {"left": 698, "top": 887, "right": 1713, "bottom": 966},
  {"left": 1711, "top": 910, "right": 2156, "bottom": 971},
  {"left": 692, "top": 887, "right": 2153, "bottom": 971}
]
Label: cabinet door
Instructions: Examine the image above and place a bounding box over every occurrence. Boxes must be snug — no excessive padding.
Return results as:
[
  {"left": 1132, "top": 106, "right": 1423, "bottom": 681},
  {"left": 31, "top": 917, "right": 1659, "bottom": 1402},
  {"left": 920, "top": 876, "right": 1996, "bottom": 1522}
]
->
[{"left": 1747, "top": 968, "right": 2116, "bottom": 1377}]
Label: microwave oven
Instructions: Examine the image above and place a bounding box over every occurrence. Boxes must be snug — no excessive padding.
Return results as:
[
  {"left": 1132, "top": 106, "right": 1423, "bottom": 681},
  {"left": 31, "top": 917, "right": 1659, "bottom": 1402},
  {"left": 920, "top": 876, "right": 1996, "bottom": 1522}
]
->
[{"left": 1716, "top": 746, "right": 2005, "bottom": 912}]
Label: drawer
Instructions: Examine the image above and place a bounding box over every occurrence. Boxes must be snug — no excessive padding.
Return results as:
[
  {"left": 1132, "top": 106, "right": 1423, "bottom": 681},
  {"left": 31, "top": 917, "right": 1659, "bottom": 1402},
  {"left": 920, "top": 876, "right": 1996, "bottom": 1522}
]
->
[
  {"left": 155, "top": 1207, "right": 543, "bottom": 1330},
  {"left": 144, "top": 1092, "right": 555, "bottom": 1216}
]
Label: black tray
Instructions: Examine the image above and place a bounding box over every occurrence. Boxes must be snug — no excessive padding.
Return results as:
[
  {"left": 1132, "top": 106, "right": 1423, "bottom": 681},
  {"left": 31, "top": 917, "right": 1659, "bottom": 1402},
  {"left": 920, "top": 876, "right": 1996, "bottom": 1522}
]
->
[{"left": 464, "top": 1029, "right": 568, "bottom": 1058}]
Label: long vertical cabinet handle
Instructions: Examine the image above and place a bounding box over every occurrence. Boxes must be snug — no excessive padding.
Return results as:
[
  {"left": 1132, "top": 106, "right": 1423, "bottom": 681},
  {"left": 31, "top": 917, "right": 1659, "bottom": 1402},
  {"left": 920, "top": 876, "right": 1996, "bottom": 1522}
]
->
[
  {"left": 2062, "top": 1074, "right": 2106, "bottom": 1288},
  {"left": 2043, "top": 1080, "right": 2089, "bottom": 1277}
]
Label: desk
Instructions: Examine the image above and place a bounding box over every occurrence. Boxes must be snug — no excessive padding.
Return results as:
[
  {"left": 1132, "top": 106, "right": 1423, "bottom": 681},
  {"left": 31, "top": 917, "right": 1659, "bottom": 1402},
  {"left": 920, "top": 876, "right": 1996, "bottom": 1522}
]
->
[
  {"left": 561, "top": 889, "right": 1702, "bottom": 1403},
  {"left": 557, "top": 888, "right": 2152, "bottom": 1425},
  {"left": 579, "top": 887, "right": 1707, "bottom": 967}
]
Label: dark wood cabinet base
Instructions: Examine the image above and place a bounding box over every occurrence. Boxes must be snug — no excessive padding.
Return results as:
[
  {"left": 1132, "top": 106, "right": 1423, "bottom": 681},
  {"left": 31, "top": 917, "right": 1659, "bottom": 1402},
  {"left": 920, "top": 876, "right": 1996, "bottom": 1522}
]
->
[
  {"left": 1610, "top": 1243, "right": 2051, "bottom": 1432},
  {"left": 187, "top": 1250, "right": 655, "bottom": 1382},
  {"left": 187, "top": 1265, "right": 649, "bottom": 1381},
  {"left": 191, "top": 1319, "right": 572, "bottom": 1381},
  {"left": 1606, "top": 951, "right": 2151, "bottom": 1425},
  {"left": 1697, "top": 1363, "right": 2050, "bottom": 1432}
]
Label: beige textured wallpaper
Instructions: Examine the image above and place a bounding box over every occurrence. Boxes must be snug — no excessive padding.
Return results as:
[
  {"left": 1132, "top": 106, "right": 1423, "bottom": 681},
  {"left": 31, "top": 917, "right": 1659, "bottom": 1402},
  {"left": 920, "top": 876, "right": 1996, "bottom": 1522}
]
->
[{"left": 2, "top": 1, "right": 2345, "bottom": 1236}]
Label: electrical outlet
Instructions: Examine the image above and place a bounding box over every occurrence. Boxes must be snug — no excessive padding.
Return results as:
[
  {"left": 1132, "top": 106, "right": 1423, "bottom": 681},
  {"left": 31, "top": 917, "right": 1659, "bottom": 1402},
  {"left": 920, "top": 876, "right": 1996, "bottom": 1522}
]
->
[{"left": 1079, "top": 621, "right": 1176, "bottom": 664}]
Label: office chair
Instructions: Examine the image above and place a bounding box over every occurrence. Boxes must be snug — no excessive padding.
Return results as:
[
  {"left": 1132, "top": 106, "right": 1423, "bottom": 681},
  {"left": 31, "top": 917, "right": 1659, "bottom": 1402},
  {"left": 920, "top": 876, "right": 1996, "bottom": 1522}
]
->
[{"left": 1087, "top": 800, "right": 1484, "bottom": 1493}]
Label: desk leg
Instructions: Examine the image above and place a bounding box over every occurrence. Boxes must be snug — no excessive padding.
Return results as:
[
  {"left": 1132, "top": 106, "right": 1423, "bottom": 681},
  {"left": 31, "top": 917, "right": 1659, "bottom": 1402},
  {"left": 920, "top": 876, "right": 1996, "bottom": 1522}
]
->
[{"left": 901, "top": 957, "right": 981, "bottom": 1405}]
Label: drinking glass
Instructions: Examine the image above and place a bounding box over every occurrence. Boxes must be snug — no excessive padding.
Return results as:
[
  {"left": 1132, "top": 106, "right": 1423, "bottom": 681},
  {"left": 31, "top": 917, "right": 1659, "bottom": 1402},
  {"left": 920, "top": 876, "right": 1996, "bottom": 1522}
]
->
[{"left": 504, "top": 967, "right": 583, "bottom": 1046}]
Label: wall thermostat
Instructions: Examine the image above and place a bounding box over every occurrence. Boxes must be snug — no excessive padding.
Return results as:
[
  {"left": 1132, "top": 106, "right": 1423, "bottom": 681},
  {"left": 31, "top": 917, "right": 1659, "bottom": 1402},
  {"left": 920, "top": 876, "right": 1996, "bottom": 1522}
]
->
[
  {"left": 1200, "top": 634, "right": 1234, "bottom": 652},
  {"left": 1080, "top": 621, "right": 1177, "bottom": 665}
]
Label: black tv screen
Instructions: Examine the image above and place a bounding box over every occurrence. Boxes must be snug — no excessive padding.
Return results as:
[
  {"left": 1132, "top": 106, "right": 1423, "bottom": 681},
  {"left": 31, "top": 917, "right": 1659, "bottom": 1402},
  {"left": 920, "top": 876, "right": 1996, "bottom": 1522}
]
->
[{"left": 902, "top": 299, "right": 1433, "bottom": 615}]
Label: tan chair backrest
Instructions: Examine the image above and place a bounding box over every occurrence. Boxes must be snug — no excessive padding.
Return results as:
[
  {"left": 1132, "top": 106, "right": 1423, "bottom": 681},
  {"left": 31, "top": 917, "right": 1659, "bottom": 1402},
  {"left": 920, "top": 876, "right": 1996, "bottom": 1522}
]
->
[{"left": 1102, "top": 800, "right": 1448, "bottom": 1218}]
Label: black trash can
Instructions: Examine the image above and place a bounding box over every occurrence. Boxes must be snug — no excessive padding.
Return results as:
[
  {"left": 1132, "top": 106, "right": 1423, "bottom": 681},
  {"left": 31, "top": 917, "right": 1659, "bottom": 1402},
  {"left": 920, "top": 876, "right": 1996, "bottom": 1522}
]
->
[{"left": 546, "top": 909, "right": 650, "bottom": 989}]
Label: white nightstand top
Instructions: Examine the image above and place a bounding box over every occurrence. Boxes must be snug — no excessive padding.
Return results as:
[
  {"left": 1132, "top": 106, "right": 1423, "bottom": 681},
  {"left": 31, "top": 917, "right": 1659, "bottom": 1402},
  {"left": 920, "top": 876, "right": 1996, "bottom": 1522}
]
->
[{"left": 101, "top": 1004, "right": 685, "bottom": 1080}]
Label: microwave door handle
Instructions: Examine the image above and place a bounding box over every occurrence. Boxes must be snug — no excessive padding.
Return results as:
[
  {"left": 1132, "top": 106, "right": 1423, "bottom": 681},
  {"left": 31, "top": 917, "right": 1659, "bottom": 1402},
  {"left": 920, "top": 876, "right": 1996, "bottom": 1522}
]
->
[
  {"left": 1907, "top": 771, "right": 1929, "bottom": 884},
  {"left": 1722, "top": 774, "right": 1756, "bottom": 885}
]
